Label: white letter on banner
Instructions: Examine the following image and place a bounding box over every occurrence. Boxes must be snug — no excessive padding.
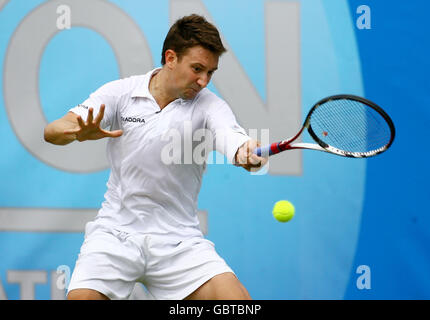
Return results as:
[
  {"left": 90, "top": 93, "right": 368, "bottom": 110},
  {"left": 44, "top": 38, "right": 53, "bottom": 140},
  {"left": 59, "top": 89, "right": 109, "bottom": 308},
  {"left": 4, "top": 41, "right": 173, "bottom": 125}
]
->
[{"left": 3, "top": 0, "right": 152, "bottom": 173}]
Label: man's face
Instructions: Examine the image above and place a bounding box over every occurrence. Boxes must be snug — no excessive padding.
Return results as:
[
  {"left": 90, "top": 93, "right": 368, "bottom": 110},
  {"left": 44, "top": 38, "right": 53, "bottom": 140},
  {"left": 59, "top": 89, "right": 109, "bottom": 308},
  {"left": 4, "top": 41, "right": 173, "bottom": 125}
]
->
[{"left": 168, "top": 45, "right": 219, "bottom": 100}]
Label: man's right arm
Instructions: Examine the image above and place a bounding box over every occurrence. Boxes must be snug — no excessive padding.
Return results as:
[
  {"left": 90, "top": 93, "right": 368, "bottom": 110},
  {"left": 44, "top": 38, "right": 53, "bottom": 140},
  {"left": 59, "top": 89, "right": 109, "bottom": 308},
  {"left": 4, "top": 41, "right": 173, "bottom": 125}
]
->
[{"left": 44, "top": 111, "right": 81, "bottom": 145}]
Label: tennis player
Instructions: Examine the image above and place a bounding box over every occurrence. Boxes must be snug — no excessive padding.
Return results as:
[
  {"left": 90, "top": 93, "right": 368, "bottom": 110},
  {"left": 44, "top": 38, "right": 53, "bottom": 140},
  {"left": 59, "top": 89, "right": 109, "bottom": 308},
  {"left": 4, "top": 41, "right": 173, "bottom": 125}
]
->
[{"left": 44, "top": 14, "right": 267, "bottom": 300}]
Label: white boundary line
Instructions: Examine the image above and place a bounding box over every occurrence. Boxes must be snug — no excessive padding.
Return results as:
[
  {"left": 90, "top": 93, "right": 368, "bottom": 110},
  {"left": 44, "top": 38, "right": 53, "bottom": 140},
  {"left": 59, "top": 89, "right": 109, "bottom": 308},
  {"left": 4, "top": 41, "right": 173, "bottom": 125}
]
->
[
  {"left": 0, "top": 207, "right": 208, "bottom": 234},
  {"left": 0, "top": 208, "right": 97, "bottom": 232}
]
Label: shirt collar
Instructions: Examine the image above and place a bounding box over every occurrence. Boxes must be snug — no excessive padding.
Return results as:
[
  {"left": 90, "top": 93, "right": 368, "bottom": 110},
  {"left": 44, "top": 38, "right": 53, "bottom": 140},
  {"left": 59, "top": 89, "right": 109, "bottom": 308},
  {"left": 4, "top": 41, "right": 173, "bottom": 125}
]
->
[
  {"left": 131, "top": 67, "right": 162, "bottom": 99},
  {"left": 131, "top": 67, "right": 197, "bottom": 105}
]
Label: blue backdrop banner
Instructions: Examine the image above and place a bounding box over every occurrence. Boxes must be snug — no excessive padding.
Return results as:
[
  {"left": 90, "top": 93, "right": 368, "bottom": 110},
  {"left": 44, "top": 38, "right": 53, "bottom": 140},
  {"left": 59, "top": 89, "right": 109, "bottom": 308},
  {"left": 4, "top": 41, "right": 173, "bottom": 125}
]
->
[{"left": 0, "top": 0, "right": 428, "bottom": 300}]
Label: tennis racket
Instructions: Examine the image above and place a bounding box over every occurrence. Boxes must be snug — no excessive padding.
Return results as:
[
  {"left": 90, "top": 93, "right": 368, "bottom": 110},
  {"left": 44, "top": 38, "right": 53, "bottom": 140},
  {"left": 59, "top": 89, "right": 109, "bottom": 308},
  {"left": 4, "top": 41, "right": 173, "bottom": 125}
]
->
[{"left": 254, "top": 94, "right": 395, "bottom": 158}]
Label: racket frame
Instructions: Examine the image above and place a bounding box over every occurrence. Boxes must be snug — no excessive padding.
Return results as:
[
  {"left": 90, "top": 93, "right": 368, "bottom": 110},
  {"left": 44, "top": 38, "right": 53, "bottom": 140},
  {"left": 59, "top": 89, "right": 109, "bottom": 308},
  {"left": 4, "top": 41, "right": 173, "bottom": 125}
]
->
[{"left": 256, "top": 94, "right": 396, "bottom": 158}]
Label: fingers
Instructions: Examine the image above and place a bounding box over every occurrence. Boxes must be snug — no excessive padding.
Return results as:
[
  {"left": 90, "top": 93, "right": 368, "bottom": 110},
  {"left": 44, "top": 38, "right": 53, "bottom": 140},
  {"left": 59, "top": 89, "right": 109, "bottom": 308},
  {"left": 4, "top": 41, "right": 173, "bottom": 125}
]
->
[
  {"left": 108, "top": 129, "right": 123, "bottom": 138},
  {"left": 76, "top": 115, "right": 85, "bottom": 128},
  {"left": 87, "top": 105, "right": 107, "bottom": 126},
  {"left": 87, "top": 107, "right": 94, "bottom": 124},
  {"left": 235, "top": 140, "right": 267, "bottom": 171},
  {"left": 235, "top": 143, "right": 248, "bottom": 166},
  {"left": 248, "top": 154, "right": 262, "bottom": 167},
  {"left": 74, "top": 105, "right": 105, "bottom": 129},
  {"left": 94, "top": 104, "right": 105, "bottom": 125},
  {"left": 101, "top": 129, "right": 123, "bottom": 138},
  {"left": 236, "top": 141, "right": 251, "bottom": 165}
]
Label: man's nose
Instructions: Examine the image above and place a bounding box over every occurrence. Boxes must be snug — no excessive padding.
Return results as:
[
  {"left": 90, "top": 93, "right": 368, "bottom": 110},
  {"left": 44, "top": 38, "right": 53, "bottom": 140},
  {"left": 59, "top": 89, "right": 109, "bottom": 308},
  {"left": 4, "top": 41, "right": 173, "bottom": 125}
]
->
[{"left": 197, "top": 74, "right": 209, "bottom": 88}]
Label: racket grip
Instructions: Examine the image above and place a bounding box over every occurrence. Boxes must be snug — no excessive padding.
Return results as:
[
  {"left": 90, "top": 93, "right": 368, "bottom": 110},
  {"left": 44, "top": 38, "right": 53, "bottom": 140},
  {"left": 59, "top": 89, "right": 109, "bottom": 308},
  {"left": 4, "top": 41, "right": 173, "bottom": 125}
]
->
[{"left": 254, "top": 145, "right": 273, "bottom": 157}]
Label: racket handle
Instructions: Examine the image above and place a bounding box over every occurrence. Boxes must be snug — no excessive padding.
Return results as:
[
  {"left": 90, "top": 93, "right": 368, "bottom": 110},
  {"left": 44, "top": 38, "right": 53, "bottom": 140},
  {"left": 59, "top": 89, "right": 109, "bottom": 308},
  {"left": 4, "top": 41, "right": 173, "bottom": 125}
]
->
[
  {"left": 254, "top": 145, "right": 274, "bottom": 157},
  {"left": 254, "top": 142, "right": 286, "bottom": 157}
]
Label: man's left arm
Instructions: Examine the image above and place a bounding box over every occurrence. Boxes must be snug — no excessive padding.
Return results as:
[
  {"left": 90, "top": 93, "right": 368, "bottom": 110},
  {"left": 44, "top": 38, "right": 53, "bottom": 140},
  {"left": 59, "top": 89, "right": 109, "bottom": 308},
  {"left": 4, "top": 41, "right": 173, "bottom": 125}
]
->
[{"left": 205, "top": 99, "right": 267, "bottom": 172}]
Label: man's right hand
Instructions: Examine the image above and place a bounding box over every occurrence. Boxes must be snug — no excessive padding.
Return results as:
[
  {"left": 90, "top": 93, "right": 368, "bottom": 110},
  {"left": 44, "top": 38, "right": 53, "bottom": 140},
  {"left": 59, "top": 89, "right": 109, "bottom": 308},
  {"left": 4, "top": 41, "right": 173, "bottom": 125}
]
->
[
  {"left": 64, "top": 104, "right": 123, "bottom": 142},
  {"left": 44, "top": 104, "right": 123, "bottom": 145}
]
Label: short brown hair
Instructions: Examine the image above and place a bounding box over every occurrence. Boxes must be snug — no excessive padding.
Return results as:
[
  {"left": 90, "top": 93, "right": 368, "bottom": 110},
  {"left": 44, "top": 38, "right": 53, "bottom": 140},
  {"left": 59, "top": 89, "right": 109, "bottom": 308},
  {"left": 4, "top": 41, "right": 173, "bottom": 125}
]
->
[{"left": 161, "top": 14, "right": 226, "bottom": 65}]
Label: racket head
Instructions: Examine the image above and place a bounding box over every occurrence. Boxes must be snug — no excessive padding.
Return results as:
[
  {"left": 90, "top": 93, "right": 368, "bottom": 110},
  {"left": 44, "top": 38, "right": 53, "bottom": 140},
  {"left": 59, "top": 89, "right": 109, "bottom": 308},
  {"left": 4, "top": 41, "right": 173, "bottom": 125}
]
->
[{"left": 305, "top": 94, "right": 395, "bottom": 158}]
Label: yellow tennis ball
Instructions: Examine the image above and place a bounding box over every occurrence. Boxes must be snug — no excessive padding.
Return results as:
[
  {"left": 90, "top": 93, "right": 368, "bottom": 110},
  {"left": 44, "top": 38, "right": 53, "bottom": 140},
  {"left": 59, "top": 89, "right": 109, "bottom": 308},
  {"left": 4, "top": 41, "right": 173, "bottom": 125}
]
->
[{"left": 272, "top": 200, "right": 295, "bottom": 222}]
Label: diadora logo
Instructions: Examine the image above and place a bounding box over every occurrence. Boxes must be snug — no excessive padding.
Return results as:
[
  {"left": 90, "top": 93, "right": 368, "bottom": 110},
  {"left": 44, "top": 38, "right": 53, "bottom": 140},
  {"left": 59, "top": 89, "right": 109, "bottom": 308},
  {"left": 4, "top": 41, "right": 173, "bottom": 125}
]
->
[{"left": 121, "top": 116, "right": 145, "bottom": 124}]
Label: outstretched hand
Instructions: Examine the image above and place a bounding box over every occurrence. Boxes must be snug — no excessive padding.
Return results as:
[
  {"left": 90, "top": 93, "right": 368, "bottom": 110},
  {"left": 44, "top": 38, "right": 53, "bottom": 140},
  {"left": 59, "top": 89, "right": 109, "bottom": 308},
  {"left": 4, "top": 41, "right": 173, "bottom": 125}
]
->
[{"left": 64, "top": 104, "right": 123, "bottom": 142}]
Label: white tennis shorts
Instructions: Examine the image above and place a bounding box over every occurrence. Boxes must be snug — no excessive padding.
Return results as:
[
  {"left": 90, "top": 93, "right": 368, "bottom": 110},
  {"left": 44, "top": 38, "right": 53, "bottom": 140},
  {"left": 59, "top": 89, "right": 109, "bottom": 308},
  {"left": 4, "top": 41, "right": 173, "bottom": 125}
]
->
[{"left": 67, "top": 221, "right": 234, "bottom": 300}]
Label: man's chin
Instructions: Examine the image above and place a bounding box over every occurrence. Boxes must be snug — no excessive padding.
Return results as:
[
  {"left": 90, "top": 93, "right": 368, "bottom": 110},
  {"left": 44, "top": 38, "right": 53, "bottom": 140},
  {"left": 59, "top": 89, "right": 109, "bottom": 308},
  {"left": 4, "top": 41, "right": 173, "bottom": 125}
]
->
[{"left": 181, "top": 90, "right": 199, "bottom": 100}]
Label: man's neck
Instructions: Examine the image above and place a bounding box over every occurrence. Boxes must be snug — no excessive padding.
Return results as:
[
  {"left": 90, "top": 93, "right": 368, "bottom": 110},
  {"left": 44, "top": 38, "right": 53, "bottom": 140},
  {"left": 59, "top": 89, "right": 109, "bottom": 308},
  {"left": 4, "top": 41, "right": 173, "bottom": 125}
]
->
[{"left": 149, "top": 68, "right": 177, "bottom": 110}]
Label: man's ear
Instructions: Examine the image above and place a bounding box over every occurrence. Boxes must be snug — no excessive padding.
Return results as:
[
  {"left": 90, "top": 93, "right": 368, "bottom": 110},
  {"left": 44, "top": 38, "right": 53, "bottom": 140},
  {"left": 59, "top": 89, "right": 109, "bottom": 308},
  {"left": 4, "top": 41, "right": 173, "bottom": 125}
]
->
[{"left": 164, "top": 49, "right": 177, "bottom": 69}]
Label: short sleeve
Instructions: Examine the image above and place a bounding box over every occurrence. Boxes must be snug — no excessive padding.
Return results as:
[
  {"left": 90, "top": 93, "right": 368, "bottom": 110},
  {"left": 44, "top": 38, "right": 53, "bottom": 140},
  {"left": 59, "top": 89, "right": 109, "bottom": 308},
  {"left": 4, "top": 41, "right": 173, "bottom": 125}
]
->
[{"left": 69, "top": 80, "right": 121, "bottom": 130}]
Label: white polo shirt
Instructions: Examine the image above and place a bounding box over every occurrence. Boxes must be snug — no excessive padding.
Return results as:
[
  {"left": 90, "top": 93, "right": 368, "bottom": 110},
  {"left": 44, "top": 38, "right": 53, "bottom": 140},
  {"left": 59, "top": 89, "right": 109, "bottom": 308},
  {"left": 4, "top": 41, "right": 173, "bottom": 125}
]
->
[{"left": 70, "top": 68, "right": 250, "bottom": 240}]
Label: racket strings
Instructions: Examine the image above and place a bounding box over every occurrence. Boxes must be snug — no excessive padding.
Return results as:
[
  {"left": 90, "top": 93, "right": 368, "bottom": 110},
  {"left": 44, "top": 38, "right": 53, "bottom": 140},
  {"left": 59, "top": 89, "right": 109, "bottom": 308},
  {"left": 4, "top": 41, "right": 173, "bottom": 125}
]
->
[
  {"left": 310, "top": 99, "right": 392, "bottom": 153},
  {"left": 324, "top": 100, "right": 390, "bottom": 151}
]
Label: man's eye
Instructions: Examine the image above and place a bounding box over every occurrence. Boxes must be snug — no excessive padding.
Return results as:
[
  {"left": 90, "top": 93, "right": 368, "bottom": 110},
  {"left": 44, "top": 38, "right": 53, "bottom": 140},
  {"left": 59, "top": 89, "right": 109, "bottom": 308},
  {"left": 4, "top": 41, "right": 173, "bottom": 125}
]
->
[{"left": 193, "top": 66, "right": 201, "bottom": 72}]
